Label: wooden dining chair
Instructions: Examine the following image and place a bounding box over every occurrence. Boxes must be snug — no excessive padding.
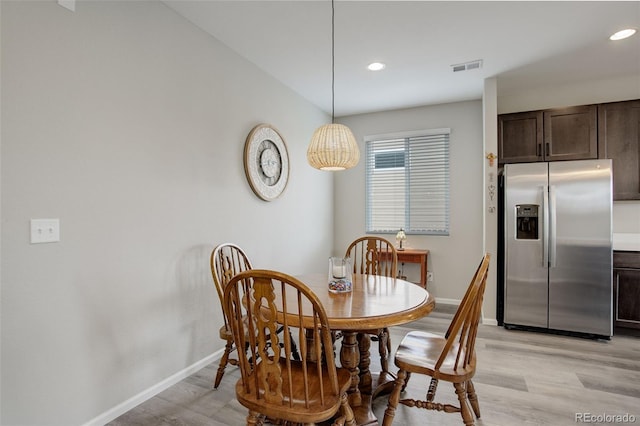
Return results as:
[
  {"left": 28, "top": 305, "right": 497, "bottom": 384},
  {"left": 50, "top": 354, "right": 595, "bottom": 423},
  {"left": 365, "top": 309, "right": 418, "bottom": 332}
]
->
[
  {"left": 382, "top": 253, "right": 491, "bottom": 426},
  {"left": 210, "top": 243, "right": 253, "bottom": 389},
  {"left": 345, "top": 236, "right": 398, "bottom": 376},
  {"left": 211, "top": 244, "right": 302, "bottom": 390},
  {"left": 224, "top": 269, "right": 356, "bottom": 426}
]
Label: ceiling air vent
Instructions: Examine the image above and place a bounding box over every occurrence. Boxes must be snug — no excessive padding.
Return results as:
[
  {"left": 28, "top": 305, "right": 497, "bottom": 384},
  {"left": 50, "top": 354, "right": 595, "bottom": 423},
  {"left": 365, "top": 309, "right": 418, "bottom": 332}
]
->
[{"left": 451, "top": 59, "right": 483, "bottom": 72}]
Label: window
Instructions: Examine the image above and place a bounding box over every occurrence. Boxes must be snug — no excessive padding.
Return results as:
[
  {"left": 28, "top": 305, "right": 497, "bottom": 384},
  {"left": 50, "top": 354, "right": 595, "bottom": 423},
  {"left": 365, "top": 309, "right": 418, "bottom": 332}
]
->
[{"left": 365, "top": 129, "right": 450, "bottom": 235}]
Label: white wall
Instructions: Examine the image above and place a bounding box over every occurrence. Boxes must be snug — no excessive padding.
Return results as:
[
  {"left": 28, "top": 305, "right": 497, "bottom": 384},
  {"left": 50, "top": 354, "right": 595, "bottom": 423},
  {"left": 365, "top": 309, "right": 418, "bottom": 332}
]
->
[
  {"left": 483, "top": 78, "right": 499, "bottom": 324},
  {"left": 614, "top": 202, "right": 640, "bottom": 233},
  {"left": 497, "top": 74, "right": 640, "bottom": 115},
  {"left": 1, "top": 2, "right": 333, "bottom": 425},
  {"left": 335, "top": 101, "right": 485, "bottom": 303}
]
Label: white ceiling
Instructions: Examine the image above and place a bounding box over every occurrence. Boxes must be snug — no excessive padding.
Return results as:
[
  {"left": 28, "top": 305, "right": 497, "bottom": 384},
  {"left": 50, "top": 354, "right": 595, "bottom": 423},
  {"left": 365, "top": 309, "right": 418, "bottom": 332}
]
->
[{"left": 163, "top": 1, "right": 640, "bottom": 117}]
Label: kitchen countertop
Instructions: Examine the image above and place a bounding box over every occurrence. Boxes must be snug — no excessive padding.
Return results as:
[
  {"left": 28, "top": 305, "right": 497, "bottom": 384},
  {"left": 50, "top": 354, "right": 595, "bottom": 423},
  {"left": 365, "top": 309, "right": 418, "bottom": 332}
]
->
[{"left": 613, "top": 233, "right": 640, "bottom": 252}]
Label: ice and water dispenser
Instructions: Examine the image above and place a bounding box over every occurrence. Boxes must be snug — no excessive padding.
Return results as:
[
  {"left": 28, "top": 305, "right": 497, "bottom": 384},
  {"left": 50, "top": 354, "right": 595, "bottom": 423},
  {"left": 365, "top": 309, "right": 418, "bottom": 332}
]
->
[{"left": 515, "top": 204, "right": 539, "bottom": 240}]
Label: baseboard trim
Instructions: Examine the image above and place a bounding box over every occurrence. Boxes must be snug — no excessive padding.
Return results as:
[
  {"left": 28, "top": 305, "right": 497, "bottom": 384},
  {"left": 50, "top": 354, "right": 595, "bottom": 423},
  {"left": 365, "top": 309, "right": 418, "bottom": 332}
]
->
[
  {"left": 435, "top": 297, "right": 461, "bottom": 306},
  {"left": 82, "top": 350, "right": 223, "bottom": 426},
  {"left": 435, "top": 297, "right": 497, "bottom": 326},
  {"left": 482, "top": 318, "right": 498, "bottom": 326}
]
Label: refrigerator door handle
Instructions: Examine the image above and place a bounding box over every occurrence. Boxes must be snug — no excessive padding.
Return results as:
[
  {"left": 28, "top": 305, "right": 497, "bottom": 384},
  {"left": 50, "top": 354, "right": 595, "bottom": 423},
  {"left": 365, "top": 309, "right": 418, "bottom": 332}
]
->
[
  {"left": 549, "top": 185, "right": 557, "bottom": 268},
  {"left": 542, "top": 185, "right": 549, "bottom": 267}
]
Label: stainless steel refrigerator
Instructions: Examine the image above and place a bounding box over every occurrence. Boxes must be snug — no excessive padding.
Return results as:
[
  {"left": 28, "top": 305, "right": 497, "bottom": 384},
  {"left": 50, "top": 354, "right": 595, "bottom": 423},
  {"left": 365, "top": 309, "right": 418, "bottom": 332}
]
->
[{"left": 503, "top": 159, "right": 613, "bottom": 338}]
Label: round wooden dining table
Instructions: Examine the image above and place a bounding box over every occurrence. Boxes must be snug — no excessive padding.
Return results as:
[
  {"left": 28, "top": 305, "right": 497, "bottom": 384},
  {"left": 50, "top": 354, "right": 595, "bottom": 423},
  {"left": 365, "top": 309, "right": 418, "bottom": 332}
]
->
[{"left": 294, "top": 273, "right": 436, "bottom": 426}]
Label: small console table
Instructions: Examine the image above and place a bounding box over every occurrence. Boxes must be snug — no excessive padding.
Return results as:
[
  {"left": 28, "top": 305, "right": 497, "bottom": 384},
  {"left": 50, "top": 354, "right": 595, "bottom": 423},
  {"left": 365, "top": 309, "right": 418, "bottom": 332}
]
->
[{"left": 382, "top": 248, "right": 430, "bottom": 288}]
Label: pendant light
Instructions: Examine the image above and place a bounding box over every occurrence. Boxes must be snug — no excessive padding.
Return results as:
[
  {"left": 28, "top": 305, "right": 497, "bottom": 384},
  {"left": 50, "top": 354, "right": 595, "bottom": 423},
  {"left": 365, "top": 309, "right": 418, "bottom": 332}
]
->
[{"left": 307, "top": 0, "right": 360, "bottom": 171}]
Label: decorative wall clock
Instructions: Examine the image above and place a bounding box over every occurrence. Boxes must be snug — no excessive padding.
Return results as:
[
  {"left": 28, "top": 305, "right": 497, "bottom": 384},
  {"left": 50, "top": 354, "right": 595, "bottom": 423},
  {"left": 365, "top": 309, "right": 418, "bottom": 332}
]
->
[{"left": 243, "top": 124, "right": 290, "bottom": 201}]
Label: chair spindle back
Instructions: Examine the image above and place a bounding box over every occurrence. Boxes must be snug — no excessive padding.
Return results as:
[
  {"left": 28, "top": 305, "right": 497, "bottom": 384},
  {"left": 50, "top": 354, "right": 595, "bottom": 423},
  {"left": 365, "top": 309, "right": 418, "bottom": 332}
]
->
[
  {"left": 224, "top": 269, "right": 340, "bottom": 409},
  {"left": 345, "top": 236, "right": 398, "bottom": 278},
  {"left": 435, "top": 254, "right": 490, "bottom": 372},
  {"left": 211, "top": 243, "right": 253, "bottom": 327}
]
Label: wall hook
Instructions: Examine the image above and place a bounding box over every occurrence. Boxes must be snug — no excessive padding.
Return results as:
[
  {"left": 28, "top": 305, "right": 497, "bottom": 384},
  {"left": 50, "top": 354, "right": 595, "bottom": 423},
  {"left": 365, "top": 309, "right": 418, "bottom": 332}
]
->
[{"left": 486, "top": 152, "right": 497, "bottom": 167}]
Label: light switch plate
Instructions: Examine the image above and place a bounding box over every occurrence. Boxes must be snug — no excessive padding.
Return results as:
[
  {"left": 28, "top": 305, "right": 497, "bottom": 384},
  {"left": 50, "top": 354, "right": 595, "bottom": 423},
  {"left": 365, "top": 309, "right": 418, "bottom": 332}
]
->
[{"left": 30, "top": 219, "right": 60, "bottom": 244}]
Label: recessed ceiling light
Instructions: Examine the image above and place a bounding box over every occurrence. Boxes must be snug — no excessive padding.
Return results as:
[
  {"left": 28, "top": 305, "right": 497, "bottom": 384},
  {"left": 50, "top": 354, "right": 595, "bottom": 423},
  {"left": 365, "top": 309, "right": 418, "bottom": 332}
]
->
[
  {"left": 367, "top": 62, "right": 386, "bottom": 71},
  {"left": 610, "top": 29, "right": 636, "bottom": 41}
]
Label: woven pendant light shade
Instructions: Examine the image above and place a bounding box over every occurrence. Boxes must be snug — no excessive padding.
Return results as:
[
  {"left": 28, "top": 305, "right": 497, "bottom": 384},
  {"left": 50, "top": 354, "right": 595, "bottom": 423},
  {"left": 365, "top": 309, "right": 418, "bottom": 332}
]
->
[
  {"left": 307, "top": 0, "right": 359, "bottom": 171},
  {"left": 307, "top": 123, "right": 360, "bottom": 171}
]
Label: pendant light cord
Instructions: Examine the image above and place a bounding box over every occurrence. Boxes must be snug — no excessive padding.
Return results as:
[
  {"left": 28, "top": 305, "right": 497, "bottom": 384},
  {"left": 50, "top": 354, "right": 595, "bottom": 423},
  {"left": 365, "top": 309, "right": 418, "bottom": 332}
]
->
[{"left": 331, "top": 0, "right": 335, "bottom": 123}]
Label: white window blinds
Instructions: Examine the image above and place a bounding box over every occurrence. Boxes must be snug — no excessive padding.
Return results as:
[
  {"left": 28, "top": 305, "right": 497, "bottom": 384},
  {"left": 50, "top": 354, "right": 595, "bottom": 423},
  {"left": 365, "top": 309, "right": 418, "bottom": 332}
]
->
[{"left": 365, "top": 129, "right": 450, "bottom": 235}]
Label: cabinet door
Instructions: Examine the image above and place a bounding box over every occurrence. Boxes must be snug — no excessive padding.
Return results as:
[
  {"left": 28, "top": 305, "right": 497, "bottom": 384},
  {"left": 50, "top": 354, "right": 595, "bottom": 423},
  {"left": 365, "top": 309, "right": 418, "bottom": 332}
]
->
[
  {"left": 543, "top": 105, "right": 598, "bottom": 161},
  {"left": 615, "top": 268, "right": 640, "bottom": 329},
  {"left": 598, "top": 100, "right": 640, "bottom": 200},
  {"left": 498, "top": 111, "right": 543, "bottom": 164}
]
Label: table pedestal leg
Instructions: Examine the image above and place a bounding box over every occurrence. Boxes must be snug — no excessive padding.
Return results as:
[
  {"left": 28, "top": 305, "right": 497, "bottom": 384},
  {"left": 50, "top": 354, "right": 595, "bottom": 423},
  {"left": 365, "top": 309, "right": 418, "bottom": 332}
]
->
[
  {"left": 356, "top": 332, "right": 396, "bottom": 399},
  {"left": 337, "top": 332, "right": 377, "bottom": 426},
  {"left": 357, "top": 333, "right": 372, "bottom": 395},
  {"left": 340, "top": 331, "right": 361, "bottom": 408}
]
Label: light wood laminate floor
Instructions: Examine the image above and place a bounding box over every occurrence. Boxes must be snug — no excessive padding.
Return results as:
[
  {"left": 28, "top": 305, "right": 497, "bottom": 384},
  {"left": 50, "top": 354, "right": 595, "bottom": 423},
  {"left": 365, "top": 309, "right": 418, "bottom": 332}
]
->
[{"left": 109, "top": 305, "right": 640, "bottom": 425}]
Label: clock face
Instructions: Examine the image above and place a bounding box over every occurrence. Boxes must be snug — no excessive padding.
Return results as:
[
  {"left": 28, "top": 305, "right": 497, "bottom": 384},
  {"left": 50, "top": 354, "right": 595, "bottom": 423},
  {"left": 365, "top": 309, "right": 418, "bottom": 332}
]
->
[
  {"left": 258, "top": 141, "right": 281, "bottom": 182},
  {"left": 244, "top": 124, "right": 289, "bottom": 201}
]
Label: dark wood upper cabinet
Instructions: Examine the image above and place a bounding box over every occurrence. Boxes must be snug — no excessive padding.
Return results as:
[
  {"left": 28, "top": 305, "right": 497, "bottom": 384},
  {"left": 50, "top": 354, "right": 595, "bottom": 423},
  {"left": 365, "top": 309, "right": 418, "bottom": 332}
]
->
[
  {"left": 499, "top": 105, "right": 597, "bottom": 164},
  {"left": 499, "top": 100, "right": 640, "bottom": 200},
  {"left": 598, "top": 100, "right": 640, "bottom": 201},
  {"left": 498, "top": 111, "right": 543, "bottom": 163},
  {"left": 543, "top": 105, "right": 598, "bottom": 161}
]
